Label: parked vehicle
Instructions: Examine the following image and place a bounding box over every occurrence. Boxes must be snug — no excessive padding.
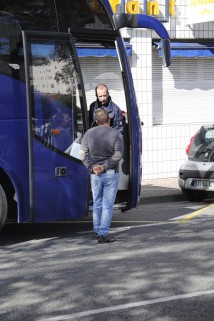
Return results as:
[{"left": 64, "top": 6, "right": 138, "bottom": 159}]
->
[{"left": 178, "top": 123, "right": 214, "bottom": 201}]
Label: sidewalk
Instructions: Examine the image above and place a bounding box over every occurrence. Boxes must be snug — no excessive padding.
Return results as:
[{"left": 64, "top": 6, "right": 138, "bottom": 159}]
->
[{"left": 139, "top": 177, "right": 184, "bottom": 204}]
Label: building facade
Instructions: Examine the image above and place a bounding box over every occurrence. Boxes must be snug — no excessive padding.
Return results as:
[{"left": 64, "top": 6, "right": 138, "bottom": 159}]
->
[{"left": 119, "top": 0, "right": 214, "bottom": 179}]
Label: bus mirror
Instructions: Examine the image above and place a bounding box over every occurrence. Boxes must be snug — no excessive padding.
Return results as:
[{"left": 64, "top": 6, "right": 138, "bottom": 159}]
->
[
  {"left": 113, "top": 13, "right": 130, "bottom": 28},
  {"left": 113, "top": 13, "right": 137, "bottom": 29},
  {"left": 113, "top": 14, "right": 172, "bottom": 67},
  {"left": 162, "top": 38, "right": 171, "bottom": 67}
]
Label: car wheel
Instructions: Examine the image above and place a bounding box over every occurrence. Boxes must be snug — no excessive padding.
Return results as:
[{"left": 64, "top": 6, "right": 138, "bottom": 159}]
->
[
  {"left": 0, "top": 184, "right": 8, "bottom": 232},
  {"left": 181, "top": 188, "right": 207, "bottom": 202}
]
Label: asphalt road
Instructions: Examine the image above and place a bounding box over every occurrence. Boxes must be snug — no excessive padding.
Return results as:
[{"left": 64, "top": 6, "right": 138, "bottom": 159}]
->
[{"left": 0, "top": 199, "right": 214, "bottom": 321}]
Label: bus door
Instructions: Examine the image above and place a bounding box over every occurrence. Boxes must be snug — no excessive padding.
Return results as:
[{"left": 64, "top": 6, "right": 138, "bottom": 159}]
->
[
  {"left": 22, "top": 31, "right": 89, "bottom": 222},
  {"left": 74, "top": 34, "right": 141, "bottom": 210}
]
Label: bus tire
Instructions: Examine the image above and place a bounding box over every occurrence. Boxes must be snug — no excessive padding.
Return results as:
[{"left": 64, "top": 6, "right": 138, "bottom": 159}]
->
[{"left": 0, "top": 184, "right": 8, "bottom": 232}]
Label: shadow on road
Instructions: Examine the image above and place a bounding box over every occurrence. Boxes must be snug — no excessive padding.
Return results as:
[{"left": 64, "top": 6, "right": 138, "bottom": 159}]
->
[{"left": 0, "top": 220, "right": 93, "bottom": 246}]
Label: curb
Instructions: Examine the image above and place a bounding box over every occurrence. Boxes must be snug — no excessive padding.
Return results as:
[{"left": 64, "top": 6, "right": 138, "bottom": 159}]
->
[{"left": 139, "top": 193, "right": 185, "bottom": 205}]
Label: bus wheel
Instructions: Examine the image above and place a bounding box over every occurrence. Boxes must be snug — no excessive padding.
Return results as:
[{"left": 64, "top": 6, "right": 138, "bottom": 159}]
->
[{"left": 0, "top": 184, "right": 8, "bottom": 232}]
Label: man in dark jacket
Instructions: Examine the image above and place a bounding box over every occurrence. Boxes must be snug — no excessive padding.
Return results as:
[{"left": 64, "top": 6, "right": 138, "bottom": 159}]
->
[
  {"left": 89, "top": 84, "right": 123, "bottom": 131},
  {"left": 80, "top": 108, "right": 124, "bottom": 244}
]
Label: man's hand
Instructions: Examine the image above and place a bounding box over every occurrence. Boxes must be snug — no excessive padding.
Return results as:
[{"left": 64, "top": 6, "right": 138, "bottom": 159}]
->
[{"left": 93, "top": 164, "right": 105, "bottom": 175}]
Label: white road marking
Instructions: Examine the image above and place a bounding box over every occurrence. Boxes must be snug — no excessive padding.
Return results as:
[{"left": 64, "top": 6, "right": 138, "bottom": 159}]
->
[
  {"left": 18, "top": 238, "right": 58, "bottom": 245},
  {"left": 185, "top": 205, "right": 205, "bottom": 210},
  {"left": 76, "top": 222, "right": 172, "bottom": 237},
  {"left": 77, "top": 226, "right": 131, "bottom": 235},
  {"left": 37, "top": 289, "right": 214, "bottom": 321}
]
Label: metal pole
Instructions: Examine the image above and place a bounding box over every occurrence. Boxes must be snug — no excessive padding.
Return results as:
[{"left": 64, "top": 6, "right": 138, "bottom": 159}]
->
[{"left": 120, "top": 0, "right": 126, "bottom": 13}]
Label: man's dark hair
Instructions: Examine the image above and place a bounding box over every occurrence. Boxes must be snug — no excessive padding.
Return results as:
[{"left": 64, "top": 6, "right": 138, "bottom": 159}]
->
[{"left": 96, "top": 108, "right": 109, "bottom": 125}]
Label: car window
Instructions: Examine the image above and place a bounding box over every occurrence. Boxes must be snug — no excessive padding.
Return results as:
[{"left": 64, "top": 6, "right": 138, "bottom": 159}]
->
[
  {"left": 205, "top": 128, "right": 214, "bottom": 143},
  {"left": 189, "top": 127, "right": 214, "bottom": 161}
]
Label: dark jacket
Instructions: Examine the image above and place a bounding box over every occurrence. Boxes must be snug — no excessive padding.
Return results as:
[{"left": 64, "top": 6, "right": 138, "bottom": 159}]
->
[{"left": 89, "top": 96, "right": 123, "bottom": 131}]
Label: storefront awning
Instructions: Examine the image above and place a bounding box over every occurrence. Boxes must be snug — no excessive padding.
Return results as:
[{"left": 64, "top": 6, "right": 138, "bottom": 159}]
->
[
  {"left": 76, "top": 42, "right": 132, "bottom": 57},
  {"left": 153, "top": 41, "right": 214, "bottom": 58}
]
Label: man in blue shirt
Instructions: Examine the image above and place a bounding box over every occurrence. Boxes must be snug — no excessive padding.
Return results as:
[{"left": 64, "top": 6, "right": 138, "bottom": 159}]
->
[{"left": 80, "top": 108, "right": 124, "bottom": 243}]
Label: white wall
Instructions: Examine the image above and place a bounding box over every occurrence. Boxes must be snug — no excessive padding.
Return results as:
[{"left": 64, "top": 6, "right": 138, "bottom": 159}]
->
[{"left": 122, "top": 1, "right": 214, "bottom": 179}]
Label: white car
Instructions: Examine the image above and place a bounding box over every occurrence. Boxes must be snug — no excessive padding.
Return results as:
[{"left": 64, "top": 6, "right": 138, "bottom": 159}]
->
[{"left": 178, "top": 123, "right": 214, "bottom": 202}]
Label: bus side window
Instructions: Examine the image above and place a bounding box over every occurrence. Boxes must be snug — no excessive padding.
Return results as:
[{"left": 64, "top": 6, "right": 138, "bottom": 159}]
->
[
  {"left": 29, "top": 39, "right": 85, "bottom": 158},
  {"left": 34, "top": 92, "right": 50, "bottom": 143}
]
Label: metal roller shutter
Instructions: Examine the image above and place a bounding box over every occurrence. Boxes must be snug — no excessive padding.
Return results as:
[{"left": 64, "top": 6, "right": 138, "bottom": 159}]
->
[
  {"left": 79, "top": 56, "right": 127, "bottom": 111},
  {"left": 152, "top": 50, "right": 214, "bottom": 125}
]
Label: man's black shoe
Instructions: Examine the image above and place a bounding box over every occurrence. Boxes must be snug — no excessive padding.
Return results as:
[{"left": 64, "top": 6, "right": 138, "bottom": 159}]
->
[
  {"left": 93, "top": 233, "right": 99, "bottom": 239},
  {"left": 97, "top": 235, "right": 115, "bottom": 244}
]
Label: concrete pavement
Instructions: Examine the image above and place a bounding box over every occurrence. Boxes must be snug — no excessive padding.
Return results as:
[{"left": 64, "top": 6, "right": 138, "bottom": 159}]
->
[{"left": 140, "top": 177, "right": 184, "bottom": 204}]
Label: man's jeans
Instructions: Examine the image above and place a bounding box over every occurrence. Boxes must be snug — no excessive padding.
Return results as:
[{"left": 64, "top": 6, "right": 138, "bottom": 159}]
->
[{"left": 91, "top": 171, "right": 120, "bottom": 236}]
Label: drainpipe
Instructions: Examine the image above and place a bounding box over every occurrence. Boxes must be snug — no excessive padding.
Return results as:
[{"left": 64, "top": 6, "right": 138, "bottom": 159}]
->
[
  {"left": 120, "top": 0, "right": 126, "bottom": 13},
  {"left": 116, "top": 0, "right": 126, "bottom": 14}
]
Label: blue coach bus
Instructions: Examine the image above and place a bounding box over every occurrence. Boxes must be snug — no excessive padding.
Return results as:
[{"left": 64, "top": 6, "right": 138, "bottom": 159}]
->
[{"left": 0, "top": 0, "right": 171, "bottom": 231}]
